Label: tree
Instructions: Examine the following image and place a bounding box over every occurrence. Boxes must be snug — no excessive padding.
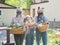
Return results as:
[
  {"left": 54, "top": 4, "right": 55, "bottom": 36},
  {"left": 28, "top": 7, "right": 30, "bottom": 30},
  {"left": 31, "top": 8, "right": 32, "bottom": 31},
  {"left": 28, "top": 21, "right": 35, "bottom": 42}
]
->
[
  {"left": 5, "top": 0, "right": 19, "bottom": 6},
  {"left": 26, "top": 0, "right": 32, "bottom": 9},
  {"left": 0, "top": 0, "right": 5, "bottom": 3},
  {"left": 5, "top": 0, "right": 32, "bottom": 9}
]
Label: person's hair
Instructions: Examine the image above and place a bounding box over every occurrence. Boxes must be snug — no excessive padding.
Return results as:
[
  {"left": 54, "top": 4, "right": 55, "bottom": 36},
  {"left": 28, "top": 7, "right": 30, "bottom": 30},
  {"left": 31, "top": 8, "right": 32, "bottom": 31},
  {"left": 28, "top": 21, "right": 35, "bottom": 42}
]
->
[
  {"left": 38, "top": 7, "right": 40, "bottom": 10},
  {"left": 17, "top": 11, "right": 22, "bottom": 15},
  {"left": 38, "top": 12, "right": 43, "bottom": 18},
  {"left": 38, "top": 12, "right": 43, "bottom": 15},
  {"left": 23, "top": 17, "right": 28, "bottom": 23},
  {"left": 24, "top": 16, "right": 31, "bottom": 22},
  {"left": 16, "top": 11, "right": 22, "bottom": 17}
]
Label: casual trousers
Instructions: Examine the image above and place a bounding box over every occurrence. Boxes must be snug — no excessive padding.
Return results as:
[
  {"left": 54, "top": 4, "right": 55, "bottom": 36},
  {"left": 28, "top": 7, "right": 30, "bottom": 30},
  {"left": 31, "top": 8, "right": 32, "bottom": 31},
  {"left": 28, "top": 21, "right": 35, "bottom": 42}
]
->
[
  {"left": 14, "top": 34, "right": 24, "bottom": 45},
  {"left": 25, "top": 28, "right": 34, "bottom": 45},
  {"left": 36, "top": 28, "right": 47, "bottom": 45}
]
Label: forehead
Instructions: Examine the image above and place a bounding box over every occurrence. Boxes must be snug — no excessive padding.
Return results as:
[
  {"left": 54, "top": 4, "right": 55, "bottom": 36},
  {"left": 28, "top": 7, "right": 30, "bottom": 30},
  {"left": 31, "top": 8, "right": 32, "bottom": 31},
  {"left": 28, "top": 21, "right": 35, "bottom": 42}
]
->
[{"left": 37, "top": 9, "right": 43, "bottom": 13}]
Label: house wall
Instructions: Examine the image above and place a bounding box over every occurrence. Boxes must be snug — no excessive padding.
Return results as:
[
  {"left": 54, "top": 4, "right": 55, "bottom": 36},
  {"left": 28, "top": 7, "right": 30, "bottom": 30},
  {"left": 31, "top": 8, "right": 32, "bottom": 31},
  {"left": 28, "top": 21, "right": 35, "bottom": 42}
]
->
[
  {"left": 30, "top": 0, "right": 60, "bottom": 28},
  {"left": 23, "top": 9, "right": 30, "bottom": 15},
  {"left": 0, "top": 3, "right": 30, "bottom": 26},
  {"left": 30, "top": 0, "right": 60, "bottom": 21},
  {"left": 1, "top": 9, "right": 16, "bottom": 25},
  {"left": 0, "top": 9, "right": 29, "bottom": 26},
  {"left": 34, "top": 0, "right": 41, "bottom": 3}
]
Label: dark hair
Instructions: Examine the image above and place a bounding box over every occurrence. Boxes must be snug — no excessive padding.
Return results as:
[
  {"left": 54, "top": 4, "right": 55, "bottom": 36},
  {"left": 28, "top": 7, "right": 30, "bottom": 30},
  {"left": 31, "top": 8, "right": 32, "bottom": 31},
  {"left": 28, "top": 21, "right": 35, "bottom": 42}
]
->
[
  {"left": 17, "top": 11, "right": 22, "bottom": 15},
  {"left": 16, "top": 11, "right": 22, "bottom": 17},
  {"left": 38, "top": 7, "right": 40, "bottom": 10},
  {"left": 38, "top": 12, "right": 43, "bottom": 18},
  {"left": 38, "top": 12, "right": 43, "bottom": 15},
  {"left": 24, "top": 18, "right": 26, "bottom": 22}
]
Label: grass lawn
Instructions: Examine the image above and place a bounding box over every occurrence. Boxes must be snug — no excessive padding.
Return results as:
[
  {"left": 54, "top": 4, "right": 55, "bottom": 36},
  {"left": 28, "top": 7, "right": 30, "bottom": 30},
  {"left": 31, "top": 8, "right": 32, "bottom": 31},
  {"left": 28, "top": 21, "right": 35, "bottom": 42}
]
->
[
  {"left": 1, "top": 29, "right": 60, "bottom": 45},
  {"left": 9, "top": 29, "right": 60, "bottom": 45},
  {"left": 33, "top": 29, "right": 60, "bottom": 45}
]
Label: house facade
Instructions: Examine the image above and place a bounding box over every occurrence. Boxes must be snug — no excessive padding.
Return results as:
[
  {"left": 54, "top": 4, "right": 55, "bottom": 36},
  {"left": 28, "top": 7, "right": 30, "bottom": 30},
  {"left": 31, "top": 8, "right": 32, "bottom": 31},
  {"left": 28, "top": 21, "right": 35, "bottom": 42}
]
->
[
  {"left": 30, "top": 0, "right": 60, "bottom": 28},
  {"left": 0, "top": 2, "right": 16, "bottom": 26},
  {"left": 0, "top": 2, "right": 30, "bottom": 26},
  {"left": 32, "top": 0, "right": 48, "bottom": 3}
]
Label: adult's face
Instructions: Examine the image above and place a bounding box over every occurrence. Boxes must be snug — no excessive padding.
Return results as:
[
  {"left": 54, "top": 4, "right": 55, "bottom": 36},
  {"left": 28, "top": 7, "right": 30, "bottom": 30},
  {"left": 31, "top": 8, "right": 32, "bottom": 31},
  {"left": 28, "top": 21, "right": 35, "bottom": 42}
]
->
[
  {"left": 16, "top": 14, "right": 21, "bottom": 18},
  {"left": 38, "top": 12, "right": 43, "bottom": 18}
]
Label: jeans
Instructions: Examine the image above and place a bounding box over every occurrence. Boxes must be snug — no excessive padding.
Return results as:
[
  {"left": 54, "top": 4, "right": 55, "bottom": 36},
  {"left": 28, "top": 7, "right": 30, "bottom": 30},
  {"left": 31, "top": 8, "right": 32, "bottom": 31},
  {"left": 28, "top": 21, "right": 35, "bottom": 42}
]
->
[
  {"left": 25, "top": 28, "right": 34, "bottom": 45},
  {"left": 14, "top": 34, "right": 24, "bottom": 45},
  {"left": 36, "top": 28, "right": 47, "bottom": 45}
]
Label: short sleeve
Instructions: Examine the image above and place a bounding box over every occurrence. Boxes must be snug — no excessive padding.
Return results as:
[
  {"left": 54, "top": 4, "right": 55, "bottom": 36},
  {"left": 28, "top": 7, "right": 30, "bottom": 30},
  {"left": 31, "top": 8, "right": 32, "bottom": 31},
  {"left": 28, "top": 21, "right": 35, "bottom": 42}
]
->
[{"left": 43, "top": 16, "right": 48, "bottom": 24}]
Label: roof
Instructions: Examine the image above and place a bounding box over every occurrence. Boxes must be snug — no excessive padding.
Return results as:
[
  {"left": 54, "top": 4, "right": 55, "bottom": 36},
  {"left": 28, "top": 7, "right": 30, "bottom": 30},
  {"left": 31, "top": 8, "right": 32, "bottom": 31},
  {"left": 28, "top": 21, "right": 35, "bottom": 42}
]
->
[
  {"left": 0, "top": 2, "right": 16, "bottom": 9},
  {"left": 31, "top": 1, "right": 49, "bottom": 5}
]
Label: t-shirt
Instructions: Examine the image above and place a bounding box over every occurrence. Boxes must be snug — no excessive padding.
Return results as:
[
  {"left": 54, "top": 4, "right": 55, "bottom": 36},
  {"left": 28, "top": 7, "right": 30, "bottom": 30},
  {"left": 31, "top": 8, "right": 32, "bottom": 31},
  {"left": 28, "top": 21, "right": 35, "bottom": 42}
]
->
[
  {"left": 35, "top": 16, "right": 48, "bottom": 26},
  {"left": 11, "top": 16, "right": 24, "bottom": 25}
]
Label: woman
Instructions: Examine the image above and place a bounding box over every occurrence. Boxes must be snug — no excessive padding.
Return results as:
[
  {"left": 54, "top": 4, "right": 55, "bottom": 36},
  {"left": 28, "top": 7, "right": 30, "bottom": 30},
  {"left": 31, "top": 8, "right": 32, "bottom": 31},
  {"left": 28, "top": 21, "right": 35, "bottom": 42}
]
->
[
  {"left": 24, "top": 15, "right": 35, "bottom": 45},
  {"left": 11, "top": 11, "right": 24, "bottom": 45},
  {"left": 35, "top": 9, "right": 48, "bottom": 45}
]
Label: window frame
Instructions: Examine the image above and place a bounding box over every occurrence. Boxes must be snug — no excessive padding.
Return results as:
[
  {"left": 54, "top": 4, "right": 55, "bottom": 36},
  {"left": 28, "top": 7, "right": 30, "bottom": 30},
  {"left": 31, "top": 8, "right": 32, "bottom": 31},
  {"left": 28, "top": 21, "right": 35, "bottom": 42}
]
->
[
  {"left": 0, "top": 9, "right": 3, "bottom": 16},
  {"left": 41, "top": 0, "right": 49, "bottom": 2}
]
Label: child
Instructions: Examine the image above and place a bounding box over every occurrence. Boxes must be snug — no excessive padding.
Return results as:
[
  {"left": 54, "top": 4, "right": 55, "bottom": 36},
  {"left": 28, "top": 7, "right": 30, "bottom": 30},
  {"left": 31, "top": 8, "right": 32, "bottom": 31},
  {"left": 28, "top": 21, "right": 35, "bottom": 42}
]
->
[{"left": 24, "top": 15, "right": 35, "bottom": 45}]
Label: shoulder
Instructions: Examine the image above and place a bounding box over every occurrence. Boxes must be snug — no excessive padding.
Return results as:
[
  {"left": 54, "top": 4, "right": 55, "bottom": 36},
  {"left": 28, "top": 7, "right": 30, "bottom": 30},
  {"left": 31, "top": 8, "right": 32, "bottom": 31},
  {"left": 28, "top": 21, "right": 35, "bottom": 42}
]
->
[
  {"left": 42, "top": 16, "right": 48, "bottom": 20},
  {"left": 34, "top": 16, "right": 38, "bottom": 19},
  {"left": 43, "top": 16, "right": 47, "bottom": 18}
]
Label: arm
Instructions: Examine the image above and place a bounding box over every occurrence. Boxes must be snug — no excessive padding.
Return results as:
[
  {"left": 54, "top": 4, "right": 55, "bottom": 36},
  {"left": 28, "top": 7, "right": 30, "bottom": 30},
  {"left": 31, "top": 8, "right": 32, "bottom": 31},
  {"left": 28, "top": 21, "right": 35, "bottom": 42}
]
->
[{"left": 34, "top": 16, "right": 39, "bottom": 26}]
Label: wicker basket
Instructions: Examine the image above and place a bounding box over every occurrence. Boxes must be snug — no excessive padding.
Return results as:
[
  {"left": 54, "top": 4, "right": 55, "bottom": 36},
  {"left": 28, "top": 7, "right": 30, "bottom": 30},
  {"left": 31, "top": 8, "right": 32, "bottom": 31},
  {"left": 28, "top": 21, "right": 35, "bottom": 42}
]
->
[
  {"left": 27, "top": 23, "right": 35, "bottom": 27},
  {"left": 38, "top": 24, "right": 48, "bottom": 32},
  {"left": 12, "top": 27, "right": 24, "bottom": 34}
]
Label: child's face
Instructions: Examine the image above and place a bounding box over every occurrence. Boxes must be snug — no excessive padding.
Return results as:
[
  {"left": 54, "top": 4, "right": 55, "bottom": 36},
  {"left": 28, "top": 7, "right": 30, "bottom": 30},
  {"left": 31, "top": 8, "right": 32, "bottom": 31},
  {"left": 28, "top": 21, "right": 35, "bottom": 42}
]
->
[{"left": 26, "top": 17, "right": 30, "bottom": 20}]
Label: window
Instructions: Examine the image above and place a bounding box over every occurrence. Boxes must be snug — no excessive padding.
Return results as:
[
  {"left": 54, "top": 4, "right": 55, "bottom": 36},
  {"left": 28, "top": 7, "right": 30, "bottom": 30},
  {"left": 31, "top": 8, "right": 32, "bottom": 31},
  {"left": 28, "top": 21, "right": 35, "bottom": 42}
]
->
[
  {"left": 0, "top": 9, "right": 3, "bottom": 15},
  {"left": 0, "top": 9, "right": 3, "bottom": 26},
  {"left": 0, "top": 10, "right": 1, "bottom": 15},
  {"left": 0, "top": 0, "right": 5, "bottom": 3},
  {"left": 32, "top": 0, "right": 49, "bottom": 4},
  {"left": 41, "top": 0, "right": 49, "bottom": 2},
  {"left": 32, "top": 0, "right": 36, "bottom": 4}
]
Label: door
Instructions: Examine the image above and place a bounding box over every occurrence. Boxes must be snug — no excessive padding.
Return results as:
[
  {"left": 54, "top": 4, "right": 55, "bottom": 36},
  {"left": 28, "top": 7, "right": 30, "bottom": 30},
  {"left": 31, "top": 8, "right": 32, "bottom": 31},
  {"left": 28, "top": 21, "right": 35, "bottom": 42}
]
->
[{"left": 33, "top": 9, "right": 35, "bottom": 17}]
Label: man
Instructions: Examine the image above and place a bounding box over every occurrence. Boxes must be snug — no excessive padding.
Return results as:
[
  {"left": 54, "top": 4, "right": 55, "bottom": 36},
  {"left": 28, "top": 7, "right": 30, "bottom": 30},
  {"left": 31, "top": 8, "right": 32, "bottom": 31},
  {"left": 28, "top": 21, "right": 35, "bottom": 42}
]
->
[{"left": 35, "top": 8, "right": 48, "bottom": 45}]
